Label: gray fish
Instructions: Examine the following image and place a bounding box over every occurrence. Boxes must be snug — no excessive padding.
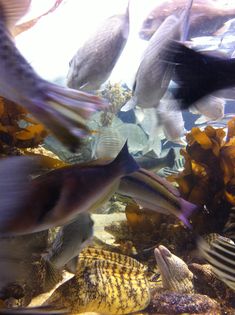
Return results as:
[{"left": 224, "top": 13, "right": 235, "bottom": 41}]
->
[
  {"left": 0, "top": 0, "right": 106, "bottom": 151},
  {"left": 0, "top": 142, "right": 139, "bottom": 236},
  {"left": 198, "top": 235, "right": 235, "bottom": 291},
  {"left": 46, "top": 213, "right": 94, "bottom": 274},
  {"left": 135, "top": 148, "right": 176, "bottom": 171},
  {"left": 139, "top": 0, "right": 235, "bottom": 41},
  {"left": 121, "top": 0, "right": 193, "bottom": 111},
  {"left": 67, "top": 3, "right": 129, "bottom": 91}
]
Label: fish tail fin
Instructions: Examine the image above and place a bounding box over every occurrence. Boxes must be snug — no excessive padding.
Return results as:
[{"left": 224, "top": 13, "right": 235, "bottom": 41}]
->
[
  {"left": 111, "top": 141, "right": 140, "bottom": 174},
  {"left": 121, "top": 96, "right": 136, "bottom": 112},
  {"left": 26, "top": 82, "right": 107, "bottom": 152},
  {"left": 43, "top": 257, "right": 62, "bottom": 292},
  {"left": 178, "top": 198, "right": 197, "bottom": 228},
  {"left": 162, "top": 41, "right": 235, "bottom": 109},
  {"left": 166, "top": 148, "right": 176, "bottom": 168}
]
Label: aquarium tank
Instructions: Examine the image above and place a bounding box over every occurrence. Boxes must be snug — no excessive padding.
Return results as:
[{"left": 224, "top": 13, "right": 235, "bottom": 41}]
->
[{"left": 0, "top": 0, "right": 235, "bottom": 314}]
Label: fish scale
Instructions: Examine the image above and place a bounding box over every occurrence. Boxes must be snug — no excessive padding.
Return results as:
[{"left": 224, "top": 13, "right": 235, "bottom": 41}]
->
[{"left": 45, "top": 248, "right": 151, "bottom": 315}]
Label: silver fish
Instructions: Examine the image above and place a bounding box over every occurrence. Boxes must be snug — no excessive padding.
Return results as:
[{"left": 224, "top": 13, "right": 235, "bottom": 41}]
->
[
  {"left": 198, "top": 235, "right": 235, "bottom": 291},
  {"left": 0, "top": 142, "right": 139, "bottom": 236},
  {"left": 156, "top": 93, "right": 187, "bottom": 143},
  {"left": 67, "top": 3, "right": 129, "bottom": 91},
  {"left": 46, "top": 213, "right": 94, "bottom": 274},
  {"left": 121, "top": 0, "right": 193, "bottom": 111},
  {"left": 118, "top": 167, "right": 197, "bottom": 227},
  {"left": 0, "top": 0, "right": 106, "bottom": 151},
  {"left": 190, "top": 95, "right": 225, "bottom": 124}
]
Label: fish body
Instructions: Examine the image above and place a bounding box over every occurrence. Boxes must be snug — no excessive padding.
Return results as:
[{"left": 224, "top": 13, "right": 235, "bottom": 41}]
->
[
  {"left": 191, "top": 95, "right": 225, "bottom": 124},
  {"left": 67, "top": 4, "right": 129, "bottom": 91},
  {"left": 92, "top": 126, "right": 125, "bottom": 159},
  {"left": 157, "top": 93, "right": 186, "bottom": 143},
  {"left": 198, "top": 235, "right": 235, "bottom": 291},
  {"left": 44, "top": 247, "right": 150, "bottom": 315},
  {"left": 139, "top": 0, "right": 235, "bottom": 41},
  {"left": 0, "top": 0, "right": 105, "bottom": 151},
  {"left": 46, "top": 213, "right": 94, "bottom": 273},
  {"left": 122, "top": 14, "right": 181, "bottom": 111},
  {"left": 118, "top": 168, "right": 197, "bottom": 227},
  {"left": 0, "top": 142, "right": 139, "bottom": 236},
  {"left": 154, "top": 245, "right": 194, "bottom": 293},
  {"left": 162, "top": 40, "right": 235, "bottom": 109},
  {"left": 135, "top": 148, "right": 176, "bottom": 171}
]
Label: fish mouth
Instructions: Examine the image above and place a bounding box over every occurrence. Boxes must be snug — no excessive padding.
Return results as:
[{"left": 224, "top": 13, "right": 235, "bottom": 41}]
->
[{"left": 154, "top": 245, "right": 172, "bottom": 271}]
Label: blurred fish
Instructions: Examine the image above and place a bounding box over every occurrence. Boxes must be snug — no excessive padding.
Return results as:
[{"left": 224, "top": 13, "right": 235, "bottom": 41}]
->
[
  {"left": 0, "top": 305, "right": 68, "bottom": 314},
  {"left": 118, "top": 168, "right": 197, "bottom": 227},
  {"left": 92, "top": 126, "right": 125, "bottom": 159},
  {"left": 157, "top": 93, "right": 187, "bottom": 144},
  {"left": 0, "top": 0, "right": 106, "bottom": 151},
  {"left": 161, "top": 40, "right": 235, "bottom": 109},
  {"left": 139, "top": 0, "right": 235, "bottom": 41},
  {"left": 122, "top": 0, "right": 193, "bottom": 112},
  {"left": 0, "top": 142, "right": 139, "bottom": 236},
  {"left": 190, "top": 95, "right": 225, "bottom": 124},
  {"left": 135, "top": 148, "right": 176, "bottom": 172},
  {"left": 198, "top": 235, "right": 235, "bottom": 291},
  {"left": 46, "top": 213, "right": 94, "bottom": 274},
  {"left": 67, "top": 2, "right": 129, "bottom": 91}
]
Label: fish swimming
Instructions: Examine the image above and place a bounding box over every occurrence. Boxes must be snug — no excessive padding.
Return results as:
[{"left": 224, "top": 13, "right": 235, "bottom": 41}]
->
[
  {"left": 67, "top": 2, "right": 129, "bottom": 91},
  {"left": 0, "top": 142, "right": 139, "bottom": 236},
  {"left": 139, "top": 0, "right": 235, "bottom": 41},
  {"left": 46, "top": 213, "right": 94, "bottom": 274},
  {"left": 0, "top": 0, "right": 106, "bottom": 151},
  {"left": 118, "top": 168, "right": 197, "bottom": 227},
  {"left": 198, "top": 235, "right": 235, "bottom": 291},
  {"left": 156, "top": 92, "right": 187, "bottom": 143},
  {"left": 161, "top": 40, "right": 235, "bottom": 109},
  {"left": 135, "top": 148, "right": 176, "bottom": 172},
  {"left": 190, "top": 95, "right": 225, "bottom": 124},
  {"left": 121, "top": 0, "right": 193, "bottom": 112}
]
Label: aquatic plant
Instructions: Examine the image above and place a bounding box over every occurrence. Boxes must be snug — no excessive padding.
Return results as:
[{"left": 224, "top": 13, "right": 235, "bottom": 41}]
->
[
  {"left": 0, "top": 97, "right": 47, "bottom": 154},
  {"left": 168, "top": 118, "right": 235, "bottom": 233}
]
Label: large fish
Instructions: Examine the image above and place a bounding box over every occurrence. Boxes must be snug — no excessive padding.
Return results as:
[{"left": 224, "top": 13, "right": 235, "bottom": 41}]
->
[
  {"left": 121, "top": 0, "right": 193, "bottom": 111},
  {"left": 46, "top": 213, "right": 94, "bottom": 273},
  {"left": 118, "top": 168, "right": 197, "bottom": 227},
  {"left": 139, "top": 0, "right": 235, "bottom": 41},
  {"left": 160, "top": 40, "right": 235, "bottom": 109},
  {"left": 0, "top": 0, "right": 106, "bottom": 151},
  {"left": 67, "top": 2, "right": 129, "bottom": 91},
  {"left": 198, "top": 235, "right": 235, "bottom": 291},
  {"left": 0, "top": 142, "right": 139, "bottom": 236}
]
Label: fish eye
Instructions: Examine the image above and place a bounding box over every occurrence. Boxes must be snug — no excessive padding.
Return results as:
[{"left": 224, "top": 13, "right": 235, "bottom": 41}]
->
[{"left": 144, "top": 16, "right": 154, "bottom": 28}]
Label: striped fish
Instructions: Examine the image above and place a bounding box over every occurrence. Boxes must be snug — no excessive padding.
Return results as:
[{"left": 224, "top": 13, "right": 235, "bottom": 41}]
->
[{"left": 198, "top": 235, "right": 235, "bottom": 291}]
